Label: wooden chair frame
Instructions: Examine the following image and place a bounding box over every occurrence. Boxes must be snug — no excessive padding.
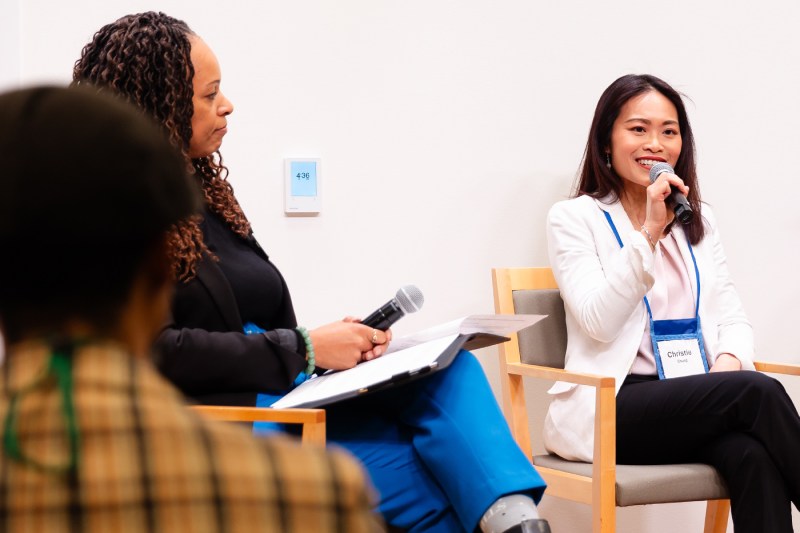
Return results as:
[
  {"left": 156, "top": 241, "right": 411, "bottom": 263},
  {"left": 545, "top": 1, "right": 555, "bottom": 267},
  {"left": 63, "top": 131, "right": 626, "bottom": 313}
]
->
[
  {"left": 191, "top": 405, "right": 326, "bottom": 447},
  {"left": 492, "top": 266, "right": 800, "bottom": 533}
]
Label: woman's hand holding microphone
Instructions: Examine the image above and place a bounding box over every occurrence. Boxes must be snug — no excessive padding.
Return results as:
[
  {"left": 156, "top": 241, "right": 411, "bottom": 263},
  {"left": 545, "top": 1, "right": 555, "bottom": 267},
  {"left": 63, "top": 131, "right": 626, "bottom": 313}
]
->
[
  {"left": 309, "top": 319, "right": 392, "bottom": 370},
  {"left": 642, "top": 170, "right": 690, "bottom": 250}
]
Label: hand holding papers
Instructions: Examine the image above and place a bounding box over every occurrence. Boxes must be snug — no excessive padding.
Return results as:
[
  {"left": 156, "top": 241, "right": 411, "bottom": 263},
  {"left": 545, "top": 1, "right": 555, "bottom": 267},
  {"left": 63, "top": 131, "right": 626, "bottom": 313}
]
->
[{"left": 271, "top": 314, "right": 545, "bottom": 409}]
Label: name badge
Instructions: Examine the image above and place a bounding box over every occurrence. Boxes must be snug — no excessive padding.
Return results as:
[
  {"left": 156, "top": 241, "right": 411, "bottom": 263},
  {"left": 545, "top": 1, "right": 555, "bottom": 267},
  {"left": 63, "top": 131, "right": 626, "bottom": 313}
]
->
[
  {"left": 651, "top": 317, "right": 709, "bottom": 380},
  {"left": 655, "top": 338, "right": 707, "bottom": 378}
]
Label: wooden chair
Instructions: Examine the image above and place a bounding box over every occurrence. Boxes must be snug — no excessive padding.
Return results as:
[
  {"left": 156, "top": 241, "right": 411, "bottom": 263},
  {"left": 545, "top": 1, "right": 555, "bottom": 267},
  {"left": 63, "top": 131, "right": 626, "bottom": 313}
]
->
[
  {"left": 491, "top": 267, "right": 800, "bottom": 533},
  {"left": 191, "top": 405, "right": 326, "bottom": 447}
]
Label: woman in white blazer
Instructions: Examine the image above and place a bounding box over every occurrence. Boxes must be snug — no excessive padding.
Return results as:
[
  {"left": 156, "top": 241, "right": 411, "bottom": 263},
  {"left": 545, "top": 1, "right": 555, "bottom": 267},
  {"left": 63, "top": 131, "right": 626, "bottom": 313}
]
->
[{"left": 545, "top": 74, "right": 800, "bottom": 533}]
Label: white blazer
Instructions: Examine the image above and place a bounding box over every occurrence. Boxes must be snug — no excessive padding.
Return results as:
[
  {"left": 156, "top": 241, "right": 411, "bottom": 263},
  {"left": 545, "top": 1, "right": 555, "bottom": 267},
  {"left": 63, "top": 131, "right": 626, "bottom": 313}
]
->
[{"left": 543, "top": 195, "right": 754, "bottom": 462}]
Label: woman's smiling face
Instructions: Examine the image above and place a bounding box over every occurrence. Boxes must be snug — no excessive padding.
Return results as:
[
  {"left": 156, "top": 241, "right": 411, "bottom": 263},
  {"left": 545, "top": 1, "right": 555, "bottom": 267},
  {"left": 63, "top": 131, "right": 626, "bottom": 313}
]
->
[{"left": 609, "top": 90, "right": 682, "bottom": 190}]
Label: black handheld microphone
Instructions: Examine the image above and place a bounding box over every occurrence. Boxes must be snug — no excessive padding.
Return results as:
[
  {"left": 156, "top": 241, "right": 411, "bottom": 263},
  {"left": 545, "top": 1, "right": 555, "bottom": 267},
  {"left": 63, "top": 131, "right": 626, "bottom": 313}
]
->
[
  {"left": 649, "top": 162, "right": 693, "bottom": 224},
  {"left": 361, "top": 285, "right": 424, "bottom": 331}
]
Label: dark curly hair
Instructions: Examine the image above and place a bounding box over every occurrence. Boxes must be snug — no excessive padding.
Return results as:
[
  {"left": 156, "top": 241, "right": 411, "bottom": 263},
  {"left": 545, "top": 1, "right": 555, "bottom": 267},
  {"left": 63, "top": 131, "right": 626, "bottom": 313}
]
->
[
  {"left": 72, "top": 11, "right": 251, "bottom": 280},
  {"left": 575, "top": 74, "right": 705, "bottom": 244}
]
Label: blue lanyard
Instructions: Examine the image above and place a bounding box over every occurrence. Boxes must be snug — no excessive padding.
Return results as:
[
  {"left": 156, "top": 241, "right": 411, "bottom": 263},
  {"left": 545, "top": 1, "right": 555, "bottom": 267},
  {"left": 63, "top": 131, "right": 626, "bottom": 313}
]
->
[{"left": 603, "top": 210, "right": 700, "bottom": 320}]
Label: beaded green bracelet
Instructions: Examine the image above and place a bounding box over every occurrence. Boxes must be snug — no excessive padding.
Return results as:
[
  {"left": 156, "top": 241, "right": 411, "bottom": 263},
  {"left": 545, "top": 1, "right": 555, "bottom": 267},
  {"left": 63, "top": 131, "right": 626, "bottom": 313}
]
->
[{"left": 296, "top": 326, "right": 316, "bottom": 375}]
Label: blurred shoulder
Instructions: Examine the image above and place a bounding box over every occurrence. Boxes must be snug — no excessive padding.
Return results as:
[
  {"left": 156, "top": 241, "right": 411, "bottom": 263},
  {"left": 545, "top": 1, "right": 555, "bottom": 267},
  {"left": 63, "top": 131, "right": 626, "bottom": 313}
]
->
[{"left": 199, "top": 419, "right": 380, "bottom": 530}]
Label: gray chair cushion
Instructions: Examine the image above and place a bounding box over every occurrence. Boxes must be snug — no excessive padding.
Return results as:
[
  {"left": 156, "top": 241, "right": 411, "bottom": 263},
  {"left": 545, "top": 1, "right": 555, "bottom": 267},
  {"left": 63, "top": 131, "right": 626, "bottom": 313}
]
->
[
  {"left": 534, "top": 454, "right": 729, "bottom": 506},
  {"left": 513, "top": 289, "right": 567, "bottom": 368}
]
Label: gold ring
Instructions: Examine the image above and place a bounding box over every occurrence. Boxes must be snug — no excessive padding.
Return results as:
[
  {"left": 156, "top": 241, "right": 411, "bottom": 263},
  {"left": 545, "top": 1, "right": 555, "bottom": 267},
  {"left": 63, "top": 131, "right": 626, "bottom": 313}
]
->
[{"left": 371, "top": 329, "right": 379, "bottom": 344}]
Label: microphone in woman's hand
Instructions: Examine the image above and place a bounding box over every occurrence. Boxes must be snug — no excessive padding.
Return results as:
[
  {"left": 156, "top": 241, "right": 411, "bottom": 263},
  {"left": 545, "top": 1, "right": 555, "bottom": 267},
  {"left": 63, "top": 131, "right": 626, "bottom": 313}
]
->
[
  {"left": 649, "top": 162, "right": 694, "bottom": 224},
  {"left": 361, "top": 285, "right": 424, "bottom": 331}
]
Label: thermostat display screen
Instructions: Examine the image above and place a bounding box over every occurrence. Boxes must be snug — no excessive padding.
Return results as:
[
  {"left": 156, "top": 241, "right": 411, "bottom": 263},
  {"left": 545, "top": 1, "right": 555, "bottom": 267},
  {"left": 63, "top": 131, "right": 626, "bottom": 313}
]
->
[
  {"left": 284, "top": 158, "right": 320, "bottom": 215},
  {"left": 290, "top": 161, "right": 317, "bottom": 197}
]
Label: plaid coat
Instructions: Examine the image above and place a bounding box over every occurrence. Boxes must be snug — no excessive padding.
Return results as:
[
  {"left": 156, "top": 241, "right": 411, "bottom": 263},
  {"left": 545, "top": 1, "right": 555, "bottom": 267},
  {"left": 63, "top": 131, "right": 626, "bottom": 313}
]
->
[{"left": 0, "top": 341, "right": 383, "bottom": 532}]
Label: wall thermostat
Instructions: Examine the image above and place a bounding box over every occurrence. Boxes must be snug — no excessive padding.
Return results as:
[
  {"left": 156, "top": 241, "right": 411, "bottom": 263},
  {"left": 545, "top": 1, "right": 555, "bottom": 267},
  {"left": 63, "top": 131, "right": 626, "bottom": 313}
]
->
[{"left": 284, "top": 158, "right": 321, "bottom": 215}]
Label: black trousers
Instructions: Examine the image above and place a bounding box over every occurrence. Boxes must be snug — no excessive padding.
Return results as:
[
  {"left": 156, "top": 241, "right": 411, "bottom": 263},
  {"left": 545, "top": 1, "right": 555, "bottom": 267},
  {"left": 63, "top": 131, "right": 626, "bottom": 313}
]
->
[{"left": 617, "top": 371, "right": 800, "bottom": 533}]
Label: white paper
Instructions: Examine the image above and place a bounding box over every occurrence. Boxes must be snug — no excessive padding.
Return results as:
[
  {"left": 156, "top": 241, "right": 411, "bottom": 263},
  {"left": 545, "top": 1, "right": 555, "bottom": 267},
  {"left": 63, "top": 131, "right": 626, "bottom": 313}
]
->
[
  {"left": 386, "top": 314, "right": 545, "bottom": 353},
  {"left": 270, "top": 313, "right": 546, "bottom": 409},
  {"left": 271, "top": 335, "right": 459, "bottom": 409}
]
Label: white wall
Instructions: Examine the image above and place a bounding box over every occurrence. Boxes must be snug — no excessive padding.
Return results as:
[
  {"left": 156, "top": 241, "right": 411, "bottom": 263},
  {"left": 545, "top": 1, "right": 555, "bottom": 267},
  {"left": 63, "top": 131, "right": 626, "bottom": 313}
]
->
[
  {"left": 0, "top": 0, "right": 21, "bottom": 91},
  {"left": 13, "top": 1, "right": 800, "bottom": 531}
]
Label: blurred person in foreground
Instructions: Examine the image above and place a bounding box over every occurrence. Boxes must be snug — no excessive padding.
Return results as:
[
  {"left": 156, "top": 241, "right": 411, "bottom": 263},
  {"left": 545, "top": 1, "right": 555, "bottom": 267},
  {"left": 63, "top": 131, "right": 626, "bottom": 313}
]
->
[{"left": 0, "top": 85, "right": 380, "bottom": 533}]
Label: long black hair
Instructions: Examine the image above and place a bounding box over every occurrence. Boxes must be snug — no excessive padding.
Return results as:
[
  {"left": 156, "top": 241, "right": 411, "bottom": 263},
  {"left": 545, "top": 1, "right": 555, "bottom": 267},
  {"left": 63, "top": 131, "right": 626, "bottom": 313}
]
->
[{"left": 575, "top": 74, "right": 705, "bottom": 244}]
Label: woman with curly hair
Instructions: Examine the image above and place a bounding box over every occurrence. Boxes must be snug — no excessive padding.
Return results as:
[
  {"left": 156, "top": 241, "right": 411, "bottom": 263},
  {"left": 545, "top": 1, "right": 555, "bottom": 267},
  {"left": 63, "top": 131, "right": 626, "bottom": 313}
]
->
[{"left": 73, "top": 12, "right": 548, "bottom": 533}]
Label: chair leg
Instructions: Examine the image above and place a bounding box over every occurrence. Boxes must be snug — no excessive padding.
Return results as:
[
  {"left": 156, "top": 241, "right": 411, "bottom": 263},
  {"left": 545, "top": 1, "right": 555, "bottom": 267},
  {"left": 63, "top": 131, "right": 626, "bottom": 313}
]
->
[
  {"left": 300, "top": 419, "right": 326, "bottom": 447},
  {"left": 703, "top": 499, "right": 730, "bottom": 533},
  {"left": 592, "top": 491, "right": 615, "bottom": 533}
]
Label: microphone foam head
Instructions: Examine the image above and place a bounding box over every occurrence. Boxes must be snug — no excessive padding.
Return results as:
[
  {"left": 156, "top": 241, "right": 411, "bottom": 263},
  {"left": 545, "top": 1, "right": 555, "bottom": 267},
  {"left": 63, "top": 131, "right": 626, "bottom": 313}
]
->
[
  {"left": 395, "top": 285, "right": 424, "bottom": 314},
  {"left": 649, "top": 162, "right": 674, "bottom": 183}
]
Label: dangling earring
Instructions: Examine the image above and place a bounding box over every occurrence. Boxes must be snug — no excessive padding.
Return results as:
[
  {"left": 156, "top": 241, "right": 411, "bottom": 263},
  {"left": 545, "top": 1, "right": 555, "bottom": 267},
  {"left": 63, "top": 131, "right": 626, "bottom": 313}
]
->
[{"left": 605, "top": 152, "right": 612, "bottom": 169}]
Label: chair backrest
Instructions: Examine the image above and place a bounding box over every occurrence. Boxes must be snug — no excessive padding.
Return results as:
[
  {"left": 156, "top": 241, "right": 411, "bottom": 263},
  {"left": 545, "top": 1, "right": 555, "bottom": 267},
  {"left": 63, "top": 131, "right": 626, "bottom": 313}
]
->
[
  {"left": 513, "top": 289, "right": 567, "bottom": 368},
  {"left": 492, "top": 267, "right": 567, "bottom": 369}
]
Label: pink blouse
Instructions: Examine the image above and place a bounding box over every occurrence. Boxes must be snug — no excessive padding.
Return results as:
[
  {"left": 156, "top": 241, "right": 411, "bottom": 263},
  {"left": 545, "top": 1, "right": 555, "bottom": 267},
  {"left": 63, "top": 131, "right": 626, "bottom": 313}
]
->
[{"left": 630, "top": 232, "right": 696, "bottom": 375}]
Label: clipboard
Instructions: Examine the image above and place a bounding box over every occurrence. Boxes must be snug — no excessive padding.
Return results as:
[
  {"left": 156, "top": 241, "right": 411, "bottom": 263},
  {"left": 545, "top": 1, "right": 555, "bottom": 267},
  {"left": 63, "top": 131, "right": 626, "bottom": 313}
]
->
[{"left": 270, "top": 314, "right": 544, "bottom": 409}]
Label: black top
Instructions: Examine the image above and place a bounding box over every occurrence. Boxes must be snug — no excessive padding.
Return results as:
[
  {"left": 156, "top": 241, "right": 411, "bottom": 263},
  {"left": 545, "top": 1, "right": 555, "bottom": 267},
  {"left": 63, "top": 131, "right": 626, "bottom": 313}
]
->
[
  {"left": 203, "top": 212, "right": 285, "bottom": 328},
  {"left": 154, "top": 209, "right": 307, "bottom": 406}
]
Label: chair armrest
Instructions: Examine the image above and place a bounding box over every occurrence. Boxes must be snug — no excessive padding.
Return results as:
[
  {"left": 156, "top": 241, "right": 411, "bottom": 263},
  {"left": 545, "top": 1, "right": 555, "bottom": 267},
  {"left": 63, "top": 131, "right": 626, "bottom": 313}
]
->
[
  {"left": 506, "top": 362, "right": 615, "bottom": 389},
  {"left": 754, "top": 361, "right": 800, "bottom": 376},
  {"left": 506, "top": 363, "right": 617, "bottom": 482},
  {"left": 191, "top": 405, "right": 326, "bottom": 446},
  {"left": 507, "top": 361, "right": 617, "bottom": 509}
]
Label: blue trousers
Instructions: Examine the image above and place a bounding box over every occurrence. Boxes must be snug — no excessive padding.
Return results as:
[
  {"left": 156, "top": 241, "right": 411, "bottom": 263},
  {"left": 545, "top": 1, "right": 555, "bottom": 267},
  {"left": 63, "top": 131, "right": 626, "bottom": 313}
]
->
[{"left": 322, "top": 351, "right": 546, "bottom": 532}]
